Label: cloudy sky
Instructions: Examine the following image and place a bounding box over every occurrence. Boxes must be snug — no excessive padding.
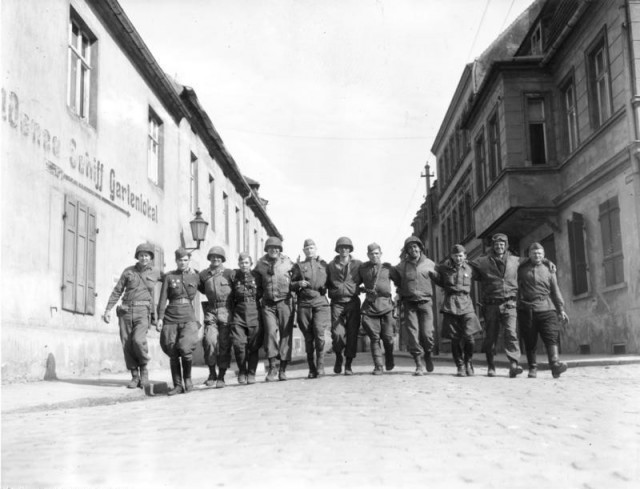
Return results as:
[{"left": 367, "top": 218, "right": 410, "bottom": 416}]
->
[{"left": 119, "top": 0, "right": 535, "bottom": 262}]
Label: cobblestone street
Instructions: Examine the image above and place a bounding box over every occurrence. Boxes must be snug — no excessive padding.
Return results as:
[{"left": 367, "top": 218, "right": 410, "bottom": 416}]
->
[{"left": 2, "top": 357, "right": 639, "bottom": 489}]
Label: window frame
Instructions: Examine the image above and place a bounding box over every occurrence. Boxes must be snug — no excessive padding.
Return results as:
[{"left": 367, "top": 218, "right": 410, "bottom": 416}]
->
[
  {"left": 147, "top": 109, "right": 163, "bottom": 186},
  {"left": 561, "top": 72, "right": 579, "bottom": 154},
  {"left": 189, "top": 152, "right": 198, "bottom": 214},
  {"left": 599, "top": 196, "right": 624, "bottom": 286},
  {"left": 67, "top": 9, "right": 97, "bottom": 124},
  {"left": 586, "top": 28, "right": 613, "bottom": 130},
  {"left": 524, "top": 93, "right": 549, "bottom": 166},
  {"left": 487, "top": 111, "right": 501, "bottom": 181},
  {"left": 474, "top": 129, "right": 487, "bottom": 195}
]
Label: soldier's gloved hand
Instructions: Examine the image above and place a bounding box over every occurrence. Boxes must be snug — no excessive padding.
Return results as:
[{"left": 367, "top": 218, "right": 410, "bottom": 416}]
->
[
  {"left": 156, "top": 319, "right": 163, "bottom": 332},
  {"left": 102, "top": 311, "right": 111, "bottom": 324},
  {"left": 558, "top": 311, "right": 569, "bottom": 325}
]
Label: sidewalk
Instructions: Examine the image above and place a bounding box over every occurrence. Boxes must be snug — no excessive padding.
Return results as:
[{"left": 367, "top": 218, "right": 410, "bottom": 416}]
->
[{"left": 2, "top": 353, "right": 638, "bottom": 415}]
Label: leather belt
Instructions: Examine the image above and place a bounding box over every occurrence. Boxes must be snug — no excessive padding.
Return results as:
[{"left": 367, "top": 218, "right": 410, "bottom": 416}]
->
[
  {"left": 122, "top": 301, "right": 151, "bottom": 306},
  {"left": 236, "top": 297, "right": 256, "bottom": 302},
  {"left": 169, "top": 298, "right": 191, "bottom": 305},
  {"left": 484, "top": 296, "right": 516, "bottom": 305}
]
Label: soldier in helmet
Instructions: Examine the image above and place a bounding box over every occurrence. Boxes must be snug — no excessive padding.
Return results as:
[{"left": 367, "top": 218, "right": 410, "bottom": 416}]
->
[
  {"left": 229, "top": 252, "right": 263, "bottom": 385},
  {"left": 390, "top": 236, "right": 437, "bottom": 376},
  {"left": 156, "top": 248, "right": 200, "bottom": 395},
  {"left": 102, "top": 243, "right": 162, "bottom": 389},
  {"left": 198, "top": 246, "right": 234, "bottom": 388},
  {"left": 291, "top": 239, "right": 330, "bottom": 379},
  {"left": 356, "top": 243, "right": 396, "bottom": 375},
  {"left": 326, "top": 236, "right": 363, "bottom": 375},
  {"left": 253, "top": 236, "right": 295, "bottom": 382}
]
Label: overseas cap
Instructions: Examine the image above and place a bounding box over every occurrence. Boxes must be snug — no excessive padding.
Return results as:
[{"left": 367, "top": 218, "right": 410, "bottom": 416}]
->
[
  {"left": 303, "top": 238, "right": 316, "bottom": 248},
  {"left": 492, "top": 233, "right": 508, "bottom": 243},
  {"left": 174, "top": 247, "right": 190, "bottom": 260},
  {"left": 451, "top": 244, "right": 466, "bottom": 254},
  {"left": 367, "top": 242, "right": 382, "bottom": 253}
]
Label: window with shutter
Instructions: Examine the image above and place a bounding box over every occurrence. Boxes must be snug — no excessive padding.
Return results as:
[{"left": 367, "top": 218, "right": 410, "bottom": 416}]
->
[
  {"left": 62, "top": 195, "right": 97, "bottom": 314},
  {"left": 567, "top": 212, "right": 589, "bottom": 295},
  {"left": 599, "top": 196, "right": 624, "bottom": 286}
]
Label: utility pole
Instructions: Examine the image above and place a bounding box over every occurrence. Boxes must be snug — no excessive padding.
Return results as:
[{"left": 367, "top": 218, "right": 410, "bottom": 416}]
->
[{"left": 420, "top": 162, "right": 434, "bottom": 197}]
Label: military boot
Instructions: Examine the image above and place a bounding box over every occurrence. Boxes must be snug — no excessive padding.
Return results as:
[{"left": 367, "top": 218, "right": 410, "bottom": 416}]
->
[
  {"left": 333, "top": 351, "right": 343, "bottom": 374},
  {"left": 452, "top": 342, "right": 465, "bottom": 377},
  {"left": 413, "top": 355, "right": 426, "bottom": 376},
  {"left": 547, "top": 345, "right": 568, "bottom": 379},
  {"left": 344, "top": 357, "right": 354, "bottom": 376},
  {"left": 127, "top": 368, "right": 140, "bottom": 389},
  {"left": 526, "top": 350, "right": 538, "bottom": 378},
  {"left": 139, "top": 365, "right": 150, "bottom": 388},
  {"left": 236, "top": 348, "right": 248, "bottom": 384},
  {"left": 372, "top": 362, "right": 384, "bottom": 375},
  {"left": 278, "top": 360, "right": 288, "bottom": 381},
  {"left": 371, "top": 340, "right": 384, "bottom": 374},
  {"left": 247, "top": 351, "right": 259, "bottom": 385},
  {"left": 306, "top": 350, "right": 318, "bottom": 379},
  {"left": 424, "top": 352, "right": 434, "bottom": 373},
  {"left": 509, "top": 359, "right": 524, "bottom": 378},
  {"left": 265, "top": 357, "right": 278, "bottom": 382},
  {"left": 204, "top": 365, "right": 217, "bottom": 387},
  {"left": 182, "top": 358, "right": 193, "bottom": 392},
  {"left": 316, "top": 350, "right": 326, "bottom": 377},
  {"left": 463, "top": 341, "right": 475, "bottom": 377},
  {"left": 167, "top": 358, "right": 184, "bottom": 396},
  {"left": 384, "top": 345, "right": 395, "bottom": 371},
  {"left": 216, "top": 368, "right": 227, "bottom": 388},
  {"left": 486, "top": 353, "right": 496, "bottom": 377}
]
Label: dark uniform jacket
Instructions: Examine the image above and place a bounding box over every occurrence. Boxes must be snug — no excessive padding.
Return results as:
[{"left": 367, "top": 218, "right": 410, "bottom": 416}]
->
[
  {"left": 429, "top": 258, "right": 475, "bottom": 315},
  {"left": 326, "top": 256, "right": 362, "bottom": 303},
  {"left": 105, "top": 263, "right": 161, "bottom": 311},
  {"left": 356, "top": 261, "right": 394, "bottom": 316},
  {"left": 229, "top": 269, "right": 260, "bottom": 306},
  {"left": 291, "top": 257, "right": 329, "bottom": 307},
  {"left": 469, "top": 251, "right": 520, "bottom": 302},
  {"left": 198, "top": 266, "right": 234, "bottom": 323},
  {"left": 253, "top": 254, "right": 293, "bottom": 303},
  {"left": 391, "top": 254, "right": 435, "bottom": 302},
  {"left": 517, "top": 260, "right": 565, "bottom": 313},
  {"left": 157, "top": 268, "right": 199, "bottom": 323}
]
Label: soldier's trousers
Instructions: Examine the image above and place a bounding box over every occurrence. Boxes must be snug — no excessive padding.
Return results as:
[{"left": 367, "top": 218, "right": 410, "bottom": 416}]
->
[
  {"left": 361, "top": 311, "right": 395, "bottom": 366},
  {"left": 232, "top": 303, "right": 264, "bottom": 368},
  {"left": 402, "top": 300, "right": 434, "bottom": 358},
  {"left": 160, "top": 321, "right": 199, "bottom": 360},
  {"left": 517, "top": 309, "right": 560, "bottom": 351},
  {"left": 262, "top": 299, "right": 294, "bottom": 361},
  {"left": 330, "top": 298, "right": 361, "bottom": 359},
  {"left": 482, "top": 303, "right": 520, "bottom": 362},
  {"left": 298, "top": 303, "right": 330, "bottom": 357},
  {"left": 118, "top": 305, "right": 151, "bottom": 369},
  {"left": 202, "top": 321, "right": 232, "bottom": 369}
]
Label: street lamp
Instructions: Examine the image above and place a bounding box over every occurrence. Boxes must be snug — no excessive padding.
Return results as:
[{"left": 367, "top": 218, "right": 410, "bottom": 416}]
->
[{"left": 186, "top": 208, "right": 208, "bottom": 251}]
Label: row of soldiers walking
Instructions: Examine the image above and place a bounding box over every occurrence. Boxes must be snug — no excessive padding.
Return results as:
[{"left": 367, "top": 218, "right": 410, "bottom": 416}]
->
[{"left": 103, "top": 232, "right": 569, "bottom": 396}]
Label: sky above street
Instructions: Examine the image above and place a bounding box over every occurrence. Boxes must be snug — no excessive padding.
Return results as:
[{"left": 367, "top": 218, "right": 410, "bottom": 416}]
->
[{"left": 119, "top": 0, "right": 535, "bottom": 263}]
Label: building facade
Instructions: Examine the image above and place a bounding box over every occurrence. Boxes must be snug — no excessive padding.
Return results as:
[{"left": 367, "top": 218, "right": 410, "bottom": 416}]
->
[
  {"left": 1, "top": 0, "right": 282, "bottom": 382},
  {"left": 414, "top": 0, "right": 640, "bottom": 355}
]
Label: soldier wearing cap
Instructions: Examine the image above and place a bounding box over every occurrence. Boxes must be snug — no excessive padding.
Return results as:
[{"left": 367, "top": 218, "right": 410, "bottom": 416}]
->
[
  {"left": 229, "top": 252, "right": 263, "bottom": 385},
  {"left": 469, "top": 233, "right": 524, "bottom": 377},
  {"left": 356, "top": 243, "right": 396, "bottom": 375},
  {"left": 291, "top": 239, "right": 330, "bottom": 379},
  {"left": 253, "top": 236, "right": 295, "bottom": 382},
  {"left": 429, "top": 244, "right": 482, "bottom": 376},
  {"left": 390, "top": 236, "right": 437, "bottom": 376},
  {"left": 326, "top": 236, "right": 363, "bottom": 375},
  {"left": 198, "top": 246, "right": 234, "bottom": 388},
  {"left": 517, "top": 242, "right": 569, "bottom": 378},
  {"left": 102, "top": 243, "right": 162, "bottom": 389},
  {"left": 156, "top": 248, "right": 200, "bottom": 395}
]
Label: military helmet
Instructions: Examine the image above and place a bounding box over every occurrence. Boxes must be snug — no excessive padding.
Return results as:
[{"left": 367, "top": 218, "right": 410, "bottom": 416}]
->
[
  {"left": 134, "top": 243, "right": 155, "bottom": 260},
  {"left": 264, "top": 236, "right": 283, "bottom": 251},
  {"left": 335, "top": 236, "right": 354, "bottom": 253},
  {"left": 207, "top": 246, "right": 226, "bottom": 262},
  {"left": 403, "top": 236, "right": 424, "bottom": 252}
]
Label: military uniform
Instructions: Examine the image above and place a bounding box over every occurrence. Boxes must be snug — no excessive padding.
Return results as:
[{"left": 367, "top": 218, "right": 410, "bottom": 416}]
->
[
  {"left": 199, "top": 264, "right": 234, "bottom": 384},
  {"left": 253, "top": 241, "right": 295, "bottom": 381},
  {"left": 391, "top": 236, "right": 436, "bottom": 375},
  {"left": 229, "top": 265, "right": 263, "bottom": 384},
  {"left": 291, "top": 251, "right": 330, "bottom": 378},
  {"left": 430, "top": 250, "right": 481, "bottom": 376},
  {"left": 104, "top": 244, "right": 161, "bottom": 388},
  {"left": 517, "top": 250, "right": 567, "bottom": 378},
  {"left": 157, "top": 251, "right": 200, "bottom": 395},
  {"left": 469, "top": 247, "right": 522, "bottom": 376},
  {"left": 356, "top": 255, "right": 396, "bottom": 374},
  {"left": 326, "top": 252, "right": 362, "bottom": 374}
]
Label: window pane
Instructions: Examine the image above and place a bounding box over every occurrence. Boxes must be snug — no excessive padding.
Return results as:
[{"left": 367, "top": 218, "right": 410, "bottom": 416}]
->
[
  {"left": 529, "top": 123, "right": 546, "bottom": 164},
  {"left": 69, "top": 56, "right": 78, "bottom": 112},
  {"left": 528, "top": 98, "right": 544, "bottom": 120}
]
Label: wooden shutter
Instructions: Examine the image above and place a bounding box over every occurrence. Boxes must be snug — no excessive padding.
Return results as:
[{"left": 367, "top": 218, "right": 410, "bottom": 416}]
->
[
  {"left": 75, "top": 202, "right": 88, "bottom": 313},
  {"left": 567, "top": 213, "right": 589, "bottom": 295},
  {"left": 85, "top": 207, "right": 97, "bottom": 314},
  {"left": 62, "top": 196, "right": 78, "bottom": 311}
]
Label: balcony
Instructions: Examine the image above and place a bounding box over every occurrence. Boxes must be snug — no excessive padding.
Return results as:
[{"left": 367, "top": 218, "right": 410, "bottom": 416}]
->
[{"left": 473, "top": 168, "right": 561, "bottom": 240}]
